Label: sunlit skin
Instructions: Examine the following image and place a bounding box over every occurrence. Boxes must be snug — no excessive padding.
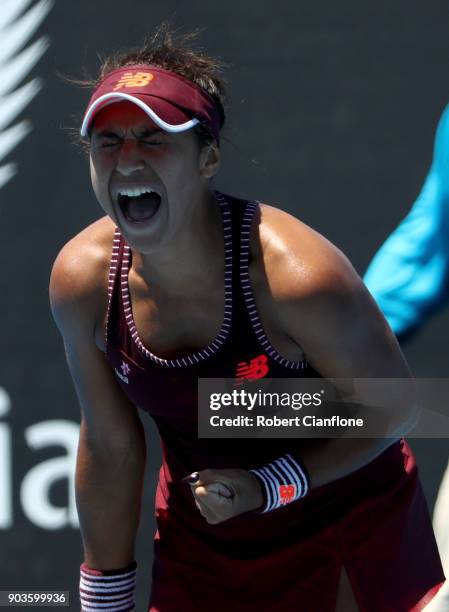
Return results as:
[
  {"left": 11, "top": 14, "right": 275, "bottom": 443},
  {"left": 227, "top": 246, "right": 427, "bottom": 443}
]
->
[
  {"left": 89, "top": 101, "right": 223, "bottom": 291},
  {"left": 49, "top": 81, "right": 425, "bottom": 610},
  {"left": 85, "top": 101, "right": 412, "bottom": 529},
  {"left": 88, "top": 102, "right": 266, "bottom": 521}
]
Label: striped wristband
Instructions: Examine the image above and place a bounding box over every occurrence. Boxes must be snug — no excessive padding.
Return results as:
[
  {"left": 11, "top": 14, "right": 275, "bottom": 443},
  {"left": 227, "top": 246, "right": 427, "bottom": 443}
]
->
[
  {"left": 249, "top": 453, "right": 310, "bottom": 513},
  {"left": 79, "top": 560, "right": 137, "bottom": 611}
]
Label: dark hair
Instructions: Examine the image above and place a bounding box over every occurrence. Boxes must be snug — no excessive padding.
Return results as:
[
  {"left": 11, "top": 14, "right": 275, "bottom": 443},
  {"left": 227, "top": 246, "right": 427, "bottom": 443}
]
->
[{"left": 77, "top": 23, "right": 228, "bottom": 147}]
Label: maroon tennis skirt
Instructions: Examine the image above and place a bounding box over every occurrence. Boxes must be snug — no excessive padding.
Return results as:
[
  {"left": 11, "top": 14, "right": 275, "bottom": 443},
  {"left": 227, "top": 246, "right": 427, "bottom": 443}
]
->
[{"left": 148, "top": 439, "right": 445, "bottom": 611}]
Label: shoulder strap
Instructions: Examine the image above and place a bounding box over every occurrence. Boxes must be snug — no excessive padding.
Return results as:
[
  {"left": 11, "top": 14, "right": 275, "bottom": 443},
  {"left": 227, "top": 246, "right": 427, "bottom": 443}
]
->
[
  {"left": 105, "top": 227, "right": 126, "bottom": 348},
  {"left": 107, "top": 227, "right": 124, "bottom": 303}
]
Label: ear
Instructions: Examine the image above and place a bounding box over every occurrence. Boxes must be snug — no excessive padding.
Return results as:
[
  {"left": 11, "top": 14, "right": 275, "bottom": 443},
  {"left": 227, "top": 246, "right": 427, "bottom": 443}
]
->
[{"left": 199, "top": 143, "right": 221, "bottom": 179}]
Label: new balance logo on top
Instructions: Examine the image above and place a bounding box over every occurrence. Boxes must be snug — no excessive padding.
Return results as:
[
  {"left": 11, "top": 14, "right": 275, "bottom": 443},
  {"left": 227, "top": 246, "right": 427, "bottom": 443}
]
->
[
  {"left": 121, "top": 361, "right": 131, "bottom": 376},
  {"left": 115, "top": 360, "right": 131, "bottom": 384},
  {"left": 235, "top": 354, "right": 269, "bottom": 383}
]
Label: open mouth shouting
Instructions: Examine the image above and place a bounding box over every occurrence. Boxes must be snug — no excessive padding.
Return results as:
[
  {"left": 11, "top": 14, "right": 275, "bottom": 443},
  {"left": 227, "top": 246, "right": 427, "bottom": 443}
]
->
[{"left": 116, "top": 186, "right": 162, "bottom": 224}]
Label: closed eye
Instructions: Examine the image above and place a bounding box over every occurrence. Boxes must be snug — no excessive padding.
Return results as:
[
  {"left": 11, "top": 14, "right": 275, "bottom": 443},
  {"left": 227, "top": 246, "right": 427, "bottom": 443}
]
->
[
  {"left": 94, "top": 137, "right": 164, "bottom": 147},
  {"left": 100, "top": 140, "right": 121, "bottom": 148},
  {"left": 138, "top": 129, "right": 165, "bottom": 146},
  {"left": 92, "top": 133, "right": 121, "bottom": 148}
]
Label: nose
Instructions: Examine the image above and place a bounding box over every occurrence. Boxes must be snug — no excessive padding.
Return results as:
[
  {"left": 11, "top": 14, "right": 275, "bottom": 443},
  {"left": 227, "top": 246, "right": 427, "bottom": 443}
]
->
[{"left": 116, "top": 138, "right": 145, "bottom": 176}]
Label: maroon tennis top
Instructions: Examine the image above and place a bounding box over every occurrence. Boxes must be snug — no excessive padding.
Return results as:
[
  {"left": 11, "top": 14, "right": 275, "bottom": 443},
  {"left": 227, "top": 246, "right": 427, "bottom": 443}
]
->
[{"left": 104, "top": 190, "right": 445, "bottom": 611}]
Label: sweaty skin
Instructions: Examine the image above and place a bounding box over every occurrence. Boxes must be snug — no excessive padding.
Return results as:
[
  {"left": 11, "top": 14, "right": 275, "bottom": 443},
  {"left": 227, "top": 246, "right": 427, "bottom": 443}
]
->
[{"left": 50, "top": 102, "right": 412, "bottom": 568}]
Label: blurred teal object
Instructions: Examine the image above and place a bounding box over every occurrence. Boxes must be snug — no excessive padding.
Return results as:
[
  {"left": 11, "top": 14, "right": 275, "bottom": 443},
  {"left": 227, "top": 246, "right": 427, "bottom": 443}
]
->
[{"left": 364, "top": 105, "right": 449, "bottom": 338}]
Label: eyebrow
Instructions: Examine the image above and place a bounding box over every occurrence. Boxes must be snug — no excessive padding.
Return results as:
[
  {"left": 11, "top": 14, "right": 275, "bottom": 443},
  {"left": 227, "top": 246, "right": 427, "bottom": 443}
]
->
[
  {"left": 94, "top": 128, "right": 164, "bottom": 139},
  {"left": 135, "top": 129, "right": 164, "bottom": 138},
  {"left": 94, "top": 130, "right": 120, "bottom": 139}
]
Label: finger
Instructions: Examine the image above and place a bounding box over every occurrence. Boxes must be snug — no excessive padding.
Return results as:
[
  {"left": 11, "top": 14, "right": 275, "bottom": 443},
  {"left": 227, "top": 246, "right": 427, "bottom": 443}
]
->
[
  {"left": 187, "top": 482, "right": 216, "bottom": 513},
  {"left": 194, "top": 498, "right": 206, "bottom": 514},
  {"left": 191, "top": 484, "right": 233, "bottom": 520},
  {"left": 193, "top": 491, "right": 222, "bottom": 523},
  {"left": 194, "top": 497, "right": 214, "bottom": 521},
  {"left": 182, "top": 469, "right": 219, "bottom": 487},
  {"left": 192, "top": 485, "right": 228, "bottom": 516},
  {"left": 203, "top": 482, "right": 234, "bottom": 499},
  {"left": 181, "top": 472, "right": 200, "bottom": 485},
  {"left": 193, "top": 485, "right": 217, "bottom": 509}
]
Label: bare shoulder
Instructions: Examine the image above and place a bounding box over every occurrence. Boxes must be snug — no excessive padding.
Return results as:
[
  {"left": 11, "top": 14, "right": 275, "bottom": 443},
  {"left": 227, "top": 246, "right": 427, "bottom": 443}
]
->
[
  {"left": 253, "top": 202, "right": 362, "bottom": 303},
  {"left": 49, "top": 215, "right": 116, "bottom": 342},
  {"left": 252, "top": 203, "right": 406, "bottom": 378}
]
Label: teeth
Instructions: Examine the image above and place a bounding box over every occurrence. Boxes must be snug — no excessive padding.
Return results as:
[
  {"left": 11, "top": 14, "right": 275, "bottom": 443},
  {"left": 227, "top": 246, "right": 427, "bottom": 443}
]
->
[{"left": 118, "top": 187, "right": 155, "bottom": 198}]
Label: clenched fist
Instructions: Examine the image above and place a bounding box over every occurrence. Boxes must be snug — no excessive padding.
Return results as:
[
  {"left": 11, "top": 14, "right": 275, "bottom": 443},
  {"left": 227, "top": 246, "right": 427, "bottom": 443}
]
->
[{"left": 182, "top": 468, "right": 264, "bottom": 524}]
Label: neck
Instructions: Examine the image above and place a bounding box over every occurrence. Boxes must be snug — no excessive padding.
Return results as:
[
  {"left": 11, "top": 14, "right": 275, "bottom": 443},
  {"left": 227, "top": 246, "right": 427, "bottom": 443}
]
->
[{"left": 131, "top": 188, "right": 224, "bottom": 295}]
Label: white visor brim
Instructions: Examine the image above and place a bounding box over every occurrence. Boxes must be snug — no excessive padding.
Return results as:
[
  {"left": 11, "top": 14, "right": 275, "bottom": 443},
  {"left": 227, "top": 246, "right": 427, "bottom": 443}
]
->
[{"left": 80, "top": 92, "right": 200, "bottom": 138}]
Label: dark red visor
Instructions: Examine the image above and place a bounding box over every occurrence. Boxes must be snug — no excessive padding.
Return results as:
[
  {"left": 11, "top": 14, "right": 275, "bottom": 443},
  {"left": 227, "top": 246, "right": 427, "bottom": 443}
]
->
[{"left": 80, "top": 65, "right": 224, "bottom": 142}]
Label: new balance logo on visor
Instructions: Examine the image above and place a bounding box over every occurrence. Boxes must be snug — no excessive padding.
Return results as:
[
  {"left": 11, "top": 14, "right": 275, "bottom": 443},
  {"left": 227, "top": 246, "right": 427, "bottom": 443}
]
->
[
  {"left": 80, "top": 65, "right": 223, "bottom": 142},
  {"left": 236, "top": 354, "right": 269, "bottom": 382},
  {"left": 113, "top": 71, "right": 154, "bottom": 90}
]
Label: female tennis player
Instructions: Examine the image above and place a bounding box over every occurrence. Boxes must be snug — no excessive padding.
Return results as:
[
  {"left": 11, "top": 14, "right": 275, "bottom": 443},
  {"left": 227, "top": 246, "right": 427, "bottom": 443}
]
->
[{"left": 49, "top": 25, "right": 445, "bottom": 611}]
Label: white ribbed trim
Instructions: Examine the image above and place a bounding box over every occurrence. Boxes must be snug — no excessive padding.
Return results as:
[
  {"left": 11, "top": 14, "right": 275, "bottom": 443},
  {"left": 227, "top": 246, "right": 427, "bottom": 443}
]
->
[
  {"left": 249, "top": 453, "right": 310, "bottom": 513},
  {"left": 240, "top": 200, "right": 308, "bottom": 370},
  {"left": 119, "top": 190, "right": 233, "bottom": 368},
  {"left": 105, "top": 229, "right": 122, "bottom": 349},
  {"left": 80, "top": 92, "right": 199, "bottom": 138},
  {"left": 79, "top": 564, "right": 136, "bottom": 611}
]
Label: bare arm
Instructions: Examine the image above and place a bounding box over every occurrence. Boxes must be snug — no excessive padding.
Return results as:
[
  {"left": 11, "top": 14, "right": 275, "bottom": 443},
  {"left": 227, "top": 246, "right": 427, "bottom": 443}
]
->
[
  {"left": 187, "top": 208, "right": 420, "bottom": 524},
  {"left": 49, "top": 234, "right": 146, "bottom": 569},
  {"left": 264, "top": 207, "right": 416, "bottom": 488}
]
